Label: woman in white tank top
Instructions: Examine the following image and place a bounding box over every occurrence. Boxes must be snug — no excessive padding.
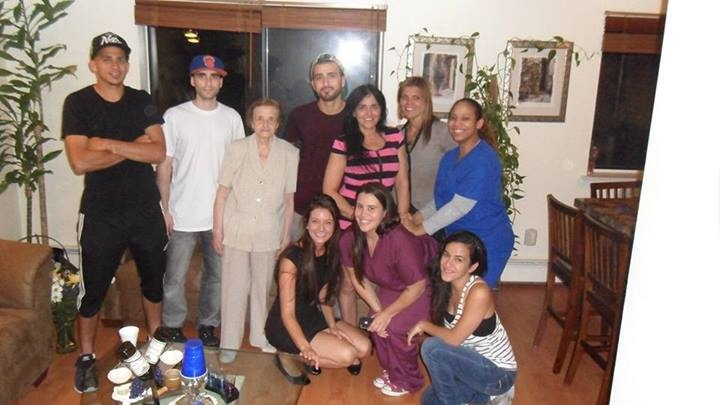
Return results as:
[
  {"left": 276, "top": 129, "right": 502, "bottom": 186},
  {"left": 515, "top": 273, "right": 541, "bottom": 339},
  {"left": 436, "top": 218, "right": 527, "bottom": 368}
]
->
[{"left": 407, "top": 231, "right": 517, "bottom": 404}]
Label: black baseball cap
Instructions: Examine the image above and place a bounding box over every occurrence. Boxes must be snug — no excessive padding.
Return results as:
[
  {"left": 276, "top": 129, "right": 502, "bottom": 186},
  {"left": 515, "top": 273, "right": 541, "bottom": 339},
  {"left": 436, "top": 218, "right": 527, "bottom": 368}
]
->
[{"left": 90, "top": 32, "right": 131, "bottom": 59}]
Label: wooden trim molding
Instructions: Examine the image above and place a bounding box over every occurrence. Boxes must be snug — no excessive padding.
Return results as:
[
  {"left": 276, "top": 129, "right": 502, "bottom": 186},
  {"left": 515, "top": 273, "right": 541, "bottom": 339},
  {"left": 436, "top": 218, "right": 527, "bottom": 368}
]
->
[
  {"left": 135, "top": 0, "right": 262, "bottom": 33},
  {"left": 602, "top": 33, "right": 663, "bottom": 54},
  {"left": 603, "top": 14, "right": 665, "bottom": 54},
  {"left": 262, "top": 5, "right": 386, "bottom": 31},
  {"left": 135, "top": 0, "right": 386, "bottom": 32}
]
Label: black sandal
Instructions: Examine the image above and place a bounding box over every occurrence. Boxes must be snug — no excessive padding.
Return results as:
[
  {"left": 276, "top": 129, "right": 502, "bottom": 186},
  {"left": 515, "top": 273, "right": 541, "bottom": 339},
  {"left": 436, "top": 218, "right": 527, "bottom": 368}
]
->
[
  {"left": 347, "top": 360, "right": 362, "bottom": 375},
  {"left": 304, "top": 363, "right": 322, "bottom": 375}
]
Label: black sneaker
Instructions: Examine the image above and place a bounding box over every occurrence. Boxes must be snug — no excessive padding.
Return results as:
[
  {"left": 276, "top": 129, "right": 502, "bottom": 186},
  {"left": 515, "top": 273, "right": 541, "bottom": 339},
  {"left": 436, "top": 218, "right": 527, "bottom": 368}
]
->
[
  {"left": 157, "top": 326, "right": 187, "bottom": 343},
  {"left": 198, "top": 325, "right": 220, "bottom": 347},
  {"left": 74, "top": 353, "right": 98, "bottom": 393}
]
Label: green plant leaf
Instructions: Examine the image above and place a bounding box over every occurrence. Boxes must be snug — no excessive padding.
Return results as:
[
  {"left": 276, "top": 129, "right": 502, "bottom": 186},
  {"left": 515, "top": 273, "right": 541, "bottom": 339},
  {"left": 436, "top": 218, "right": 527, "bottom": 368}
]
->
[{"left": 40, "top": 149, "right": 61, "bottom": 163}]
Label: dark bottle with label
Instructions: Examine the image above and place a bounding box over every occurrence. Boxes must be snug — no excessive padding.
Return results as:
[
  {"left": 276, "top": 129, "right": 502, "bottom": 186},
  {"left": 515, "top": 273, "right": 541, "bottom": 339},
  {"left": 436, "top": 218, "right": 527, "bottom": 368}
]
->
[{"left": 117, "top": 341, "right": 160, "bottom": 405}]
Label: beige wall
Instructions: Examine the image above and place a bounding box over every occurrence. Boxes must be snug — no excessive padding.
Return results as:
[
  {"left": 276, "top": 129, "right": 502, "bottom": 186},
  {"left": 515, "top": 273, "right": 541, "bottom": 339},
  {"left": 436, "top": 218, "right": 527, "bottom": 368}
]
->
[{"left": 4, "top": 0, "right": 664, "bottom": 281}]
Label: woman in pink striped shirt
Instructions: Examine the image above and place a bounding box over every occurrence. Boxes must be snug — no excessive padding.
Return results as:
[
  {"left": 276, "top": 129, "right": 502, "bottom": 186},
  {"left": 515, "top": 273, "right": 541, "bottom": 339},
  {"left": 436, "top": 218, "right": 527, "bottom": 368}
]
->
[{"left": 323, "top": 84, "right": 410, "bottom": 323}]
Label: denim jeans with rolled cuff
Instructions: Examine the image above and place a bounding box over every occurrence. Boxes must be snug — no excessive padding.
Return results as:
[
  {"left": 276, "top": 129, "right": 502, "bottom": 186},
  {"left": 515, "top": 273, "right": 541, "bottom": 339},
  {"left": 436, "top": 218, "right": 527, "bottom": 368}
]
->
[{"left": 420, "top": 337, "right": 516, "bottom": 405}]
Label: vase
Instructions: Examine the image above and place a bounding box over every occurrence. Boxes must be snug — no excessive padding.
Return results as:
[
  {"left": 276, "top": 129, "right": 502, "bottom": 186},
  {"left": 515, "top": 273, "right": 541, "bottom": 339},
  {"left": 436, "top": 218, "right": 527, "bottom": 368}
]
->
[{"left": 55, "top": 320, "right": 78, "bottom": 354}]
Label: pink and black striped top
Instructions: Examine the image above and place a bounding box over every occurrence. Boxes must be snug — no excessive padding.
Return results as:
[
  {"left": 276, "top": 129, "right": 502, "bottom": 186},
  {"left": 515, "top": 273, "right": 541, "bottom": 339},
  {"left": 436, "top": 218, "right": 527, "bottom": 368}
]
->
[{"left": 331, "top": 128, "right": 405, "bottom": 229}]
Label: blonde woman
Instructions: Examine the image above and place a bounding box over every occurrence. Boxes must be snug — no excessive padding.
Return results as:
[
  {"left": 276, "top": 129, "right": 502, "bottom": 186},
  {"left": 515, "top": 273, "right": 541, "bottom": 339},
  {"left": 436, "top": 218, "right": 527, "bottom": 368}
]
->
[{"left": 397, "top": 77, "right": 455, "bottom": 211}]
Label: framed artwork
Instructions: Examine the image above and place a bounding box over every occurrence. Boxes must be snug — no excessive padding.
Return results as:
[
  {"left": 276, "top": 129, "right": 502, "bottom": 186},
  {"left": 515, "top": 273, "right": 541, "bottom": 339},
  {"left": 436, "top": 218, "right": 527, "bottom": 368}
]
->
[
  {"left": 411, "top": 35, "right": 475, "bottom": 116},
  {"left": 508, "top": 40, "right": 573, "bottom": 122}
]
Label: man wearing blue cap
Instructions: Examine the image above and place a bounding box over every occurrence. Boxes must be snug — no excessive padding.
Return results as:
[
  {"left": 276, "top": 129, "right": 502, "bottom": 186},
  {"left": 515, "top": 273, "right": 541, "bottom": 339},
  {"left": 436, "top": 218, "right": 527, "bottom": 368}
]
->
[
  {"left": 62, "top": 32, "right": 167, "bottom": 393},
  {"left": 156, "top": 54, "right": 245, "bottom": 347}
]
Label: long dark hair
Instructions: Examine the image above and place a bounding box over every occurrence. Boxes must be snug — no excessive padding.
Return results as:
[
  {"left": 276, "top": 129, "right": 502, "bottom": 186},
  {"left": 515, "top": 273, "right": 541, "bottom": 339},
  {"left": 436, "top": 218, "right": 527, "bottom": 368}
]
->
[
  {"left": 351, "top": 182, "right": 399, "bottom": 283},
  {"left": 275, "top": 194, "right": 341, "bottom": 305},
  {"left": 343, "top": 84, "right": 390, "bottom": 158},
  {"left": 429, "top": 231, "right": 488, "bottom": 325},
  {"left": 449, "top": 98, "right": 497, "bottom": 150},
  {"left": 398, "top": 76, "right": 436, "bottom": 145}
]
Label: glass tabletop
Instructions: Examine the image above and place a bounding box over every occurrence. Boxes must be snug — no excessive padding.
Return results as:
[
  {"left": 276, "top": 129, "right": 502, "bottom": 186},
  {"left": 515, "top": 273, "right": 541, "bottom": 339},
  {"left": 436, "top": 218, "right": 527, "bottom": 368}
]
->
[{"left": 82, "top": 343, "right": 307, "bottom": 405}]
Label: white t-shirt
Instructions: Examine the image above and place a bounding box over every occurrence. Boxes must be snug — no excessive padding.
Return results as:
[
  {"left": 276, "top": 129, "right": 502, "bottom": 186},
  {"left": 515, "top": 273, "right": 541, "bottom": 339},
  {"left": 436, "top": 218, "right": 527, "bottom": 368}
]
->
[{"left": 163, "top": 101, "right": 245, "bottom": 231}]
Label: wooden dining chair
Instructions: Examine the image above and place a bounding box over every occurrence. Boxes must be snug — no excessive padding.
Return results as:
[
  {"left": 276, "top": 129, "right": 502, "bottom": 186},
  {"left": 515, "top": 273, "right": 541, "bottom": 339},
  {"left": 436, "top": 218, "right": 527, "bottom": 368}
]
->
[
  {"left": 590, "top": 180, "right": 642, "bottom": 199},
  {"left": 564, "top": 213, "right": 632, "bottom": 405},
  {"left": 533, "top": 195, "right": 584, "bottom": 374}
]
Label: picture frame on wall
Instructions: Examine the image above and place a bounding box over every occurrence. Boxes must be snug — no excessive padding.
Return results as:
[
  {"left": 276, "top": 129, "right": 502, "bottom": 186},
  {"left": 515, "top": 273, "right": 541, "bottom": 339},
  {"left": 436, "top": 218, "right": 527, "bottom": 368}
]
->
[
  {"left": 508, "top": 40, "right": 573, "bottom": 122},
  {"left": 411, "top": 35, "right": 475, "bottom": 117}
]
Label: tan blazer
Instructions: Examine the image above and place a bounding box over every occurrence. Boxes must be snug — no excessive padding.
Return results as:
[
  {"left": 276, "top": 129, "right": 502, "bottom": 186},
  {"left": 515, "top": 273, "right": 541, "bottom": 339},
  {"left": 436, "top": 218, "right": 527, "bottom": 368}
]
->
[{"left": 218, "top": 134, "right": 299, "bottom": 251}]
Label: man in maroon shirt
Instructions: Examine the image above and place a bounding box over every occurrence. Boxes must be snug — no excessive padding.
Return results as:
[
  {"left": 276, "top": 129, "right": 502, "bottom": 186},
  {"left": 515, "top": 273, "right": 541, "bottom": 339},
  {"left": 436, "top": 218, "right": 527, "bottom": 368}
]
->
[{"left": 285, "top": 54, "right": 346, "bottom": 237}]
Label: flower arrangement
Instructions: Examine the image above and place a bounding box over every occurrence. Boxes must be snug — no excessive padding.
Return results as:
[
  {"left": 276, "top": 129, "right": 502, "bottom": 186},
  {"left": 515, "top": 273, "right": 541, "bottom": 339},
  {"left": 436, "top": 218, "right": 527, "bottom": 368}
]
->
[{"left": 50, "top": 248, "right": 80, "bottom": 353}]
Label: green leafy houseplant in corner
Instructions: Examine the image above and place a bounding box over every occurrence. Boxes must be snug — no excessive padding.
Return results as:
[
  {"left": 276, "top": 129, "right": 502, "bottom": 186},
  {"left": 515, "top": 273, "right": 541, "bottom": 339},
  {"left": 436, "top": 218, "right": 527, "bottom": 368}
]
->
[{"left": 0, "top": 0, "right": 76, "bottom": 240}]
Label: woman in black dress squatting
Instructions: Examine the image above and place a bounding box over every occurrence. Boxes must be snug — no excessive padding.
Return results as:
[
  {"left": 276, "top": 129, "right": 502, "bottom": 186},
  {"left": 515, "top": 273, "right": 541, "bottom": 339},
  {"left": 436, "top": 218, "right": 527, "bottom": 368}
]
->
[{"left": 265, "top": 194, "right": 371, "bottom": 374}]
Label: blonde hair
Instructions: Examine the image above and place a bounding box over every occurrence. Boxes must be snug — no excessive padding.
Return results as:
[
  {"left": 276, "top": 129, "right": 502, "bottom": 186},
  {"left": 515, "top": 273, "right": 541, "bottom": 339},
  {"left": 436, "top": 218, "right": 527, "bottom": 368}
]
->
[{"left": 397, "top": 76, "right": 435, "bottom": 144}]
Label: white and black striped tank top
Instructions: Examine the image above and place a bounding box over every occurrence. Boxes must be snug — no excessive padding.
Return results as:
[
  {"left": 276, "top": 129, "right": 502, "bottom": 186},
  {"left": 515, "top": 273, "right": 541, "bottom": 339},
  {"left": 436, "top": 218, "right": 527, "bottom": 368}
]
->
[{"left": 443, "top": 275, "right": 517, "bottom": 370}]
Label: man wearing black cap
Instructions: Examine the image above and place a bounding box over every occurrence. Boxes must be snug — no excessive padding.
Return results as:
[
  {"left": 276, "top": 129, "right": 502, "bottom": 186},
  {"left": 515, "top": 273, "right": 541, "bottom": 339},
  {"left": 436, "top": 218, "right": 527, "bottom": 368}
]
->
[
  {"left": 155, "top": 55, "right": 245, "bottom": 347},
  {"left": 61, "top": 32, "right": 167, "bottom": 393}
]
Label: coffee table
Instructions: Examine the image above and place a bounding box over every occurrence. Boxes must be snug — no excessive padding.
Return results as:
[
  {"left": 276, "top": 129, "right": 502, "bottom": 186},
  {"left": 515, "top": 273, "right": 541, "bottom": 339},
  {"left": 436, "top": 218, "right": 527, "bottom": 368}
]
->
[{"left": 82, "top": 343, "right": 307, "bottom": 405}]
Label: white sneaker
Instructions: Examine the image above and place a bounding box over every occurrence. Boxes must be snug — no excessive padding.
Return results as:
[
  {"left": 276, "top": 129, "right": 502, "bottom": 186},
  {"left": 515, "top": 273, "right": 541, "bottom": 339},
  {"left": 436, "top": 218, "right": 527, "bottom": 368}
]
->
[
  {"left": 380, "top": 381, "right": 409, "bottom": 397},
  {"left": 373, "top": 369, "right": 390, "bottom": 388},
  {"left": 488, "top": 385, "right": 515, "bottom": 405}
]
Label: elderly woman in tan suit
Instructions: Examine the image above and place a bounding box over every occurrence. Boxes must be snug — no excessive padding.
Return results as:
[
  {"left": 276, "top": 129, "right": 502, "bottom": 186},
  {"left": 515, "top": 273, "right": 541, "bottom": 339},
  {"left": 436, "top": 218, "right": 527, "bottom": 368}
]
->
[{"left": 213, "top": 98, "right": 299, "bottom": 357}]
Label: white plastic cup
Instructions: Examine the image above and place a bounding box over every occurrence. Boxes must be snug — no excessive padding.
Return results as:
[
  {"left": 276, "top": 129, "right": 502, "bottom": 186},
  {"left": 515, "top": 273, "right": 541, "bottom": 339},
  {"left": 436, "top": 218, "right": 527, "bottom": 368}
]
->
[{"left": 118, "top": 325, "right": 139, "bottom": 346}]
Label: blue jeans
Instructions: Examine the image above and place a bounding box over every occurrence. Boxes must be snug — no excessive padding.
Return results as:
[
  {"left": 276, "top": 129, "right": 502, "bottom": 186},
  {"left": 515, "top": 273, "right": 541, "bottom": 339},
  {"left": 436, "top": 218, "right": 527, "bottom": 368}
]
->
[
  {"left": 420, "top": 337, "right": 516, "bottom": 405},
  {"left": 162, "top": 230, "right": 221, "bottom": 327}
]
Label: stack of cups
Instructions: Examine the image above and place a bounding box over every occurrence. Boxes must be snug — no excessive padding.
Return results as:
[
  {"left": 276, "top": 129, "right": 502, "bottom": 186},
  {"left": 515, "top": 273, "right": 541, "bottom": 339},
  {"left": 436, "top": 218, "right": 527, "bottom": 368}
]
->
[
  {"left": 181, "top": 338, "right": 207, "bottom": 402},
  {"left": 118, "top": 325, "right": 139, "bottom": 346}
]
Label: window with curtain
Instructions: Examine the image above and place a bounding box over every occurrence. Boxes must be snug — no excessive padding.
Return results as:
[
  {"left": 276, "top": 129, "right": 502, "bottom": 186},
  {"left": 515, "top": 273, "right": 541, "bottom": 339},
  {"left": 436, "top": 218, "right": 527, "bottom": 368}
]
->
[{"left": 588, "top": 13, "right": 665, "bottom": 172}]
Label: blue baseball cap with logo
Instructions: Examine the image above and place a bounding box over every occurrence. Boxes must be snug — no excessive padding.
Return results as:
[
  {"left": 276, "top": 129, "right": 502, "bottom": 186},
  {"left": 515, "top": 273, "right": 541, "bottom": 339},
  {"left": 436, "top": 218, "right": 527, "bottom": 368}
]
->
[{"left": 189, "top": 54, "right": 227, "bottom": 77}]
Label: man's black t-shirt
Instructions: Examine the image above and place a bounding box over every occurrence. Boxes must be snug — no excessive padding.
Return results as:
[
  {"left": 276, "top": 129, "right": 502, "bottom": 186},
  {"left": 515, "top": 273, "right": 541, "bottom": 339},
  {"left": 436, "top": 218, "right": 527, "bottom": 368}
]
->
[{"left": 61, "top": 85, "right": 164, "bottom": 216}]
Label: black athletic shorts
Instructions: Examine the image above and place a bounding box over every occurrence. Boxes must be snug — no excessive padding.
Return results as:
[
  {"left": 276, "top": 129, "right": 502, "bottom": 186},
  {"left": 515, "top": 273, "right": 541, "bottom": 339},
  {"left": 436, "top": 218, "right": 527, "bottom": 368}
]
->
[{"left": 77, "top": 204, "right": 167, "bottom": 318}]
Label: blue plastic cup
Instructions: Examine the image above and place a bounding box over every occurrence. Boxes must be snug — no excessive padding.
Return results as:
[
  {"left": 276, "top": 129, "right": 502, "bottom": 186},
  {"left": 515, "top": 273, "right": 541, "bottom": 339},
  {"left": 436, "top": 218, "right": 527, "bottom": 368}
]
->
[{"left": 180, "top": 338, "right": 207, "bottom": 378}]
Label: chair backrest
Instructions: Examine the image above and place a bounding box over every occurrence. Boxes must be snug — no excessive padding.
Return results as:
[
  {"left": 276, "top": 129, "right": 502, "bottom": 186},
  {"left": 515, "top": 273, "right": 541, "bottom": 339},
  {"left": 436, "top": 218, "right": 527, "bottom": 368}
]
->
[
  {"left": 582, "top": 212, "right": 632, "bottom": 321},
  {"left": 547, "top": 194, "right": 584, "bottom": 281},
  {"left": 590, "top": 180, "right": 642, "bottom": 199}
]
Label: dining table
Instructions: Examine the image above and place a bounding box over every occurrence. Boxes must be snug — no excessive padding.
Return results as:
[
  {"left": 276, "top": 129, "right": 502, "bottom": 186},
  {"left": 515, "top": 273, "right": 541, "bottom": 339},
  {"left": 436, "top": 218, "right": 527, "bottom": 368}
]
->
[{"left": 574, "top": 197, "right": 639, "bottom": 238}]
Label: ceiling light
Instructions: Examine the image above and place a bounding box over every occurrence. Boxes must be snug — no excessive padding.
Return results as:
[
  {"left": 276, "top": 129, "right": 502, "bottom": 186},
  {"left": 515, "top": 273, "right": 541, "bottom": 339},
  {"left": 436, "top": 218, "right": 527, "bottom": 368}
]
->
[
  {"left": 187, "top": 37, "right": 199, "bottom": 44},
  {"left": 184, "top": 29, "right": 198, "bottom": 39}
]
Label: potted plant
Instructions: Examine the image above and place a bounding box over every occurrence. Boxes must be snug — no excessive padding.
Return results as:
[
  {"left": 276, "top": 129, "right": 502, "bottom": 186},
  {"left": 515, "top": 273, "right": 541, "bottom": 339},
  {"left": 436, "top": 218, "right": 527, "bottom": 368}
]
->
[{"left": 0, "top": 0, "right": 76, "bottom": 240}]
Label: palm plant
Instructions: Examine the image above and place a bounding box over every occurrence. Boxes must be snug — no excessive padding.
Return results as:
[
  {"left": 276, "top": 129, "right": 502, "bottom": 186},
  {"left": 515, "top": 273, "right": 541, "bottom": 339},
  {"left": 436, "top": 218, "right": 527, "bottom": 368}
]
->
[{"left": 0, "top": 0, "right": 76, "bottom": 240}]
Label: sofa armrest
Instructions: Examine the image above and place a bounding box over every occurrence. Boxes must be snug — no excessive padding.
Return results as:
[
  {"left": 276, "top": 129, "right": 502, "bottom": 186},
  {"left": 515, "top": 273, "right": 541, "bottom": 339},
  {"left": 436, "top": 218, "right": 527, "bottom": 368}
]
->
[{"left": 0, "top": 240, "right": 53, "bottom": 309}]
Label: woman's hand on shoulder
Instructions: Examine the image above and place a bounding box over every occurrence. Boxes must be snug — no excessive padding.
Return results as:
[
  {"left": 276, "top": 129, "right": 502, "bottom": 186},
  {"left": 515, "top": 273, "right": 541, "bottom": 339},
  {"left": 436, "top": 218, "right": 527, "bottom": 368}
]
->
[{"left": 401, "top": 216, "right": 426, "bottom": 236}]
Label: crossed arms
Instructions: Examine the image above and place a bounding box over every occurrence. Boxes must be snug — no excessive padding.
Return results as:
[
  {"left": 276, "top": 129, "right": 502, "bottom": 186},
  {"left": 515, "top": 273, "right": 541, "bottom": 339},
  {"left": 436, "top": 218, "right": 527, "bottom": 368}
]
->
[{"left": 63, "top": 124, "right": 165, "bottom": 175}]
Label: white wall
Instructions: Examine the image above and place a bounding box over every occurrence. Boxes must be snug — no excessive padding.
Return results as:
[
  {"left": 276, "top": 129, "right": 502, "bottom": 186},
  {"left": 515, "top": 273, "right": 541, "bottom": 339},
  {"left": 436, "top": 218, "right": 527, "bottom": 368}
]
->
[
  {"left": 0, "top": 178, "right": 20, "bottom": 239},
  {"left": 5, "top": 0, "right": 664, "bottom": 281}
]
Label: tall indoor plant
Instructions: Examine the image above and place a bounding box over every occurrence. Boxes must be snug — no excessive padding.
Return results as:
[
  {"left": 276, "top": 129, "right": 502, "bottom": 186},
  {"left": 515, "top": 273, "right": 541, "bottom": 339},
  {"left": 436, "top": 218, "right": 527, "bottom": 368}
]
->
[{"left": 0, "top": 0, "right": 76, "bottom": 240}]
